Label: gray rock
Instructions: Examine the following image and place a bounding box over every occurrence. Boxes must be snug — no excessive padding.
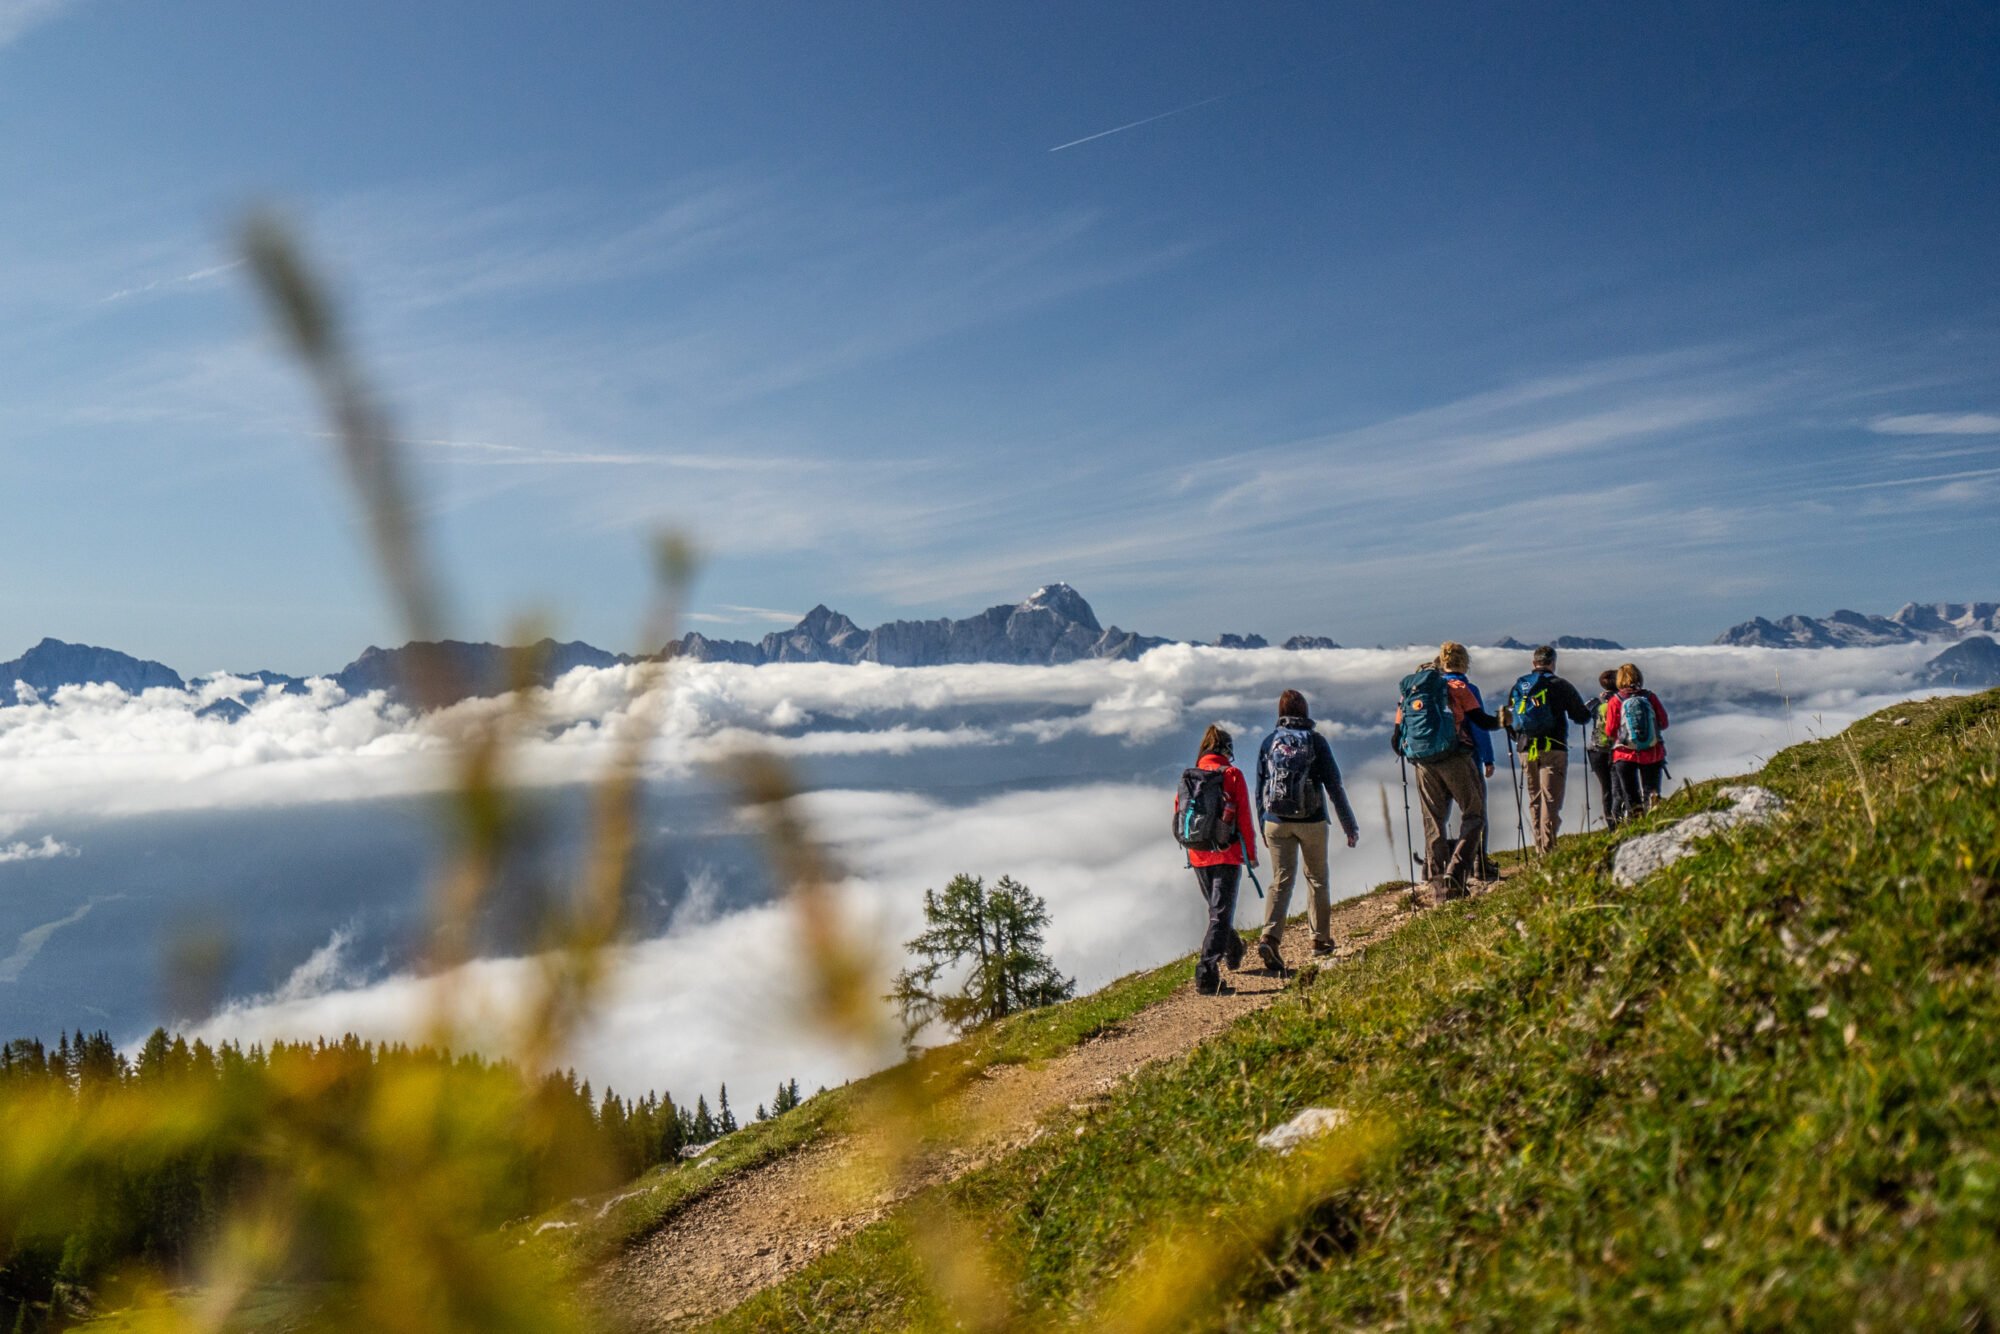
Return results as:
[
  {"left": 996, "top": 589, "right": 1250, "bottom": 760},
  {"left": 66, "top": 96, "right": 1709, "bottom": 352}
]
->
[
  {"left": 1610, "top": 785, "right": 1787, "bottom": 886},
  {"left": 1282, "top": 635, "right": 1341, "bottom": 651}
]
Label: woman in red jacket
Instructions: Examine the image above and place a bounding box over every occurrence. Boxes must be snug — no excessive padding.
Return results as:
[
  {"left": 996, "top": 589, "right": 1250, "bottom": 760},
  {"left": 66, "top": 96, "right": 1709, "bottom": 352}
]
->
[
  {"left": 1185, "top": 723, "right": 1260, "bottom": 995},
  {"left": 1602, "top": 663, "right": 1670, "bottom": 817}
]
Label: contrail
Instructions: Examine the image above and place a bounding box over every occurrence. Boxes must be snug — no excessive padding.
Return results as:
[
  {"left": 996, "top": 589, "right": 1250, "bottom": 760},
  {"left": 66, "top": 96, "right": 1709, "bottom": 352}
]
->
[{"left": 1048, "top": 90, "right": 1235, "bottom": 153}]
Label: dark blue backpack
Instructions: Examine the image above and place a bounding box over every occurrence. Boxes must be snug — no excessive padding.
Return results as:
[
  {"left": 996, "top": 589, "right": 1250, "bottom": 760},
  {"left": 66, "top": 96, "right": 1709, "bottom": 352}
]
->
[
  {"left": 1174, "top": 767, "right": 1234, "bottom": 851},
  {"left": 1263, "top": 726, "right": 1320, "bottom": 819},
  {"left": 1508, "top": 671, "right": 1557, "bottom": 737},
  {"left": 1396, "top": 668, "right": 1459, "bottom": 763}
]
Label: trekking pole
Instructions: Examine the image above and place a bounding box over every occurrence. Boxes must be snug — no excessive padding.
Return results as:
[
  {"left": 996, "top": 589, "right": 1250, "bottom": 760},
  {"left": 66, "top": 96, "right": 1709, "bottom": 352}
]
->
[
  {"left": 1237, "top": 831, "right": 1264, "bottom": 899},
  {"left": 1505, "top": 729, "right": 1529, "bottom": 858},
  {"left": 1581, "top": 746, "right": 1593, "bottom": 832},
  {"left": 1397, "top": 753, "right": 1417, "bottom": 879}
]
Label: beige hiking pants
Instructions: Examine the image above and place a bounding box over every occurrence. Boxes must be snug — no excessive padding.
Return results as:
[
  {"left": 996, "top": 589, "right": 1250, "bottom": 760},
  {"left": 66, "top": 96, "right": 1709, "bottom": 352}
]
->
[
  {"left": 1524, "top": 747, "right": 1569, "bottom": 853},
  {"left": 1415, "top": 750, "right": 1485, "bottom": 887},
  {"left": 1261, "top": 820, "right": 1332, "bottom": 948}
]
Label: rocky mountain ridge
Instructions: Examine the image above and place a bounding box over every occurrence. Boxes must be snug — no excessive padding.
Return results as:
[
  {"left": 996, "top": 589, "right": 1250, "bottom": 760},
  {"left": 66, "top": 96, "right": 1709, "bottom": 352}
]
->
[
  {"left": 11, "top": 587, "right": 1986, "bottom": 712},
  {"left": 1715, "top": 601, "right": 2000, "bottom": 648}
]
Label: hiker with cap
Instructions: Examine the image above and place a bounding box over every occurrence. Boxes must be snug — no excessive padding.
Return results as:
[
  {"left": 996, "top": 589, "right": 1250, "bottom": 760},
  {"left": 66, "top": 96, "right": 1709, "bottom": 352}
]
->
[
  {"left": 1254, "top": 689, "right": 1360, "bottom": 969},
  {"left": 1393, "top": 643, "right": 1502, "bottom": 901},
  {"left": 1503, "top": 646, "right": 1593, "bottom": 853},
  {"left": 1172, "top": 724, "right": 1259, "bottom": 995},
  {"left": 1585, "top": 668, "right": 1625, "bottom": 828}
]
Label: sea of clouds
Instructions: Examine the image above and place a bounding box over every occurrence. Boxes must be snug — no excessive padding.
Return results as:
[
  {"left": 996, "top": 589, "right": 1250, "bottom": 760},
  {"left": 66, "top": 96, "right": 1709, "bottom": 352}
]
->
[{"left": 0, "top": 640, "right": 1957, "bottom": 1105}]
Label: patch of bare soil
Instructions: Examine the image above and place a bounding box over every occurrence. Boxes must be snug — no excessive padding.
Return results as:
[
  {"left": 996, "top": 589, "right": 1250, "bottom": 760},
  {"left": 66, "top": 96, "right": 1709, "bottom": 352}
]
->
[{"left": 595, "top": 884, "right": 1435, "bottom": 1329}]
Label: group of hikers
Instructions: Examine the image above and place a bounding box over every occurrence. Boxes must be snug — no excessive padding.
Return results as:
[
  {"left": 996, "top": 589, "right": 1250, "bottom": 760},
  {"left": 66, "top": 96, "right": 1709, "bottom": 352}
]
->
[{"left": 1172, "top": 644, "right": 1671, "bottom": 995}]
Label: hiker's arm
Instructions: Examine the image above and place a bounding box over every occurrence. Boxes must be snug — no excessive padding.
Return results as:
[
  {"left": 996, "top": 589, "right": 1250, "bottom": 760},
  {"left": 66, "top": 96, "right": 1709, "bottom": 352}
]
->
[
  {"left": 1254, "top": 738, "right": 1269, "bottom": 827},
  {"left": 1562, "top": 681, "right": 1591, "bottom": 724},
  {"left": 1466, "top": 707, "right": 1501, "bottom": 731},
  {"left": 1229, "top": 767, "right": 1258, "bottom": 864},
  {"left": 1321, "top": 740, "right": 1360, "bottom": 843},
  {"left": 1653, "top": 694, "right": 1669, "bottom": 730}
]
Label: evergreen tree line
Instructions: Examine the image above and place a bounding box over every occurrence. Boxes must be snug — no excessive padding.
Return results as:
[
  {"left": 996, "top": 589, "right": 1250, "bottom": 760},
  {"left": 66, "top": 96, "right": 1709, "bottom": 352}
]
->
[{"left": 0, "top": 1027, "right": 805, "bottom": 1330}]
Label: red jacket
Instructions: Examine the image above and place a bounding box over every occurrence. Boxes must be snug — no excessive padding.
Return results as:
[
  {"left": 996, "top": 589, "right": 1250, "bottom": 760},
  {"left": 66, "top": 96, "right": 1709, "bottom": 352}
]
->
[
  {"left": 1603, "top": 688, "right": 1669, "bottom": 765},
  {"left": 1186, "top": 751, "right": 1259, "bottom": 868}
]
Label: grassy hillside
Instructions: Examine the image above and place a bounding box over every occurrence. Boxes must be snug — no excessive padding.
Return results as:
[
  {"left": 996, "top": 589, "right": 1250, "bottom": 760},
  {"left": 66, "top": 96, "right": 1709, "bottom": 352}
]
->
[{"left": 698, "top": 689, "right": 2000, "bottom": 1330}]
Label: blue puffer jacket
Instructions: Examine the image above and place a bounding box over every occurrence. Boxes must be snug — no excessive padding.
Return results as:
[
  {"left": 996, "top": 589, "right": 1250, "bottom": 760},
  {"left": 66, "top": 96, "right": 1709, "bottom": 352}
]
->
[{"left": 1440, "top": 673, "right": 1495, "bottom": 768}]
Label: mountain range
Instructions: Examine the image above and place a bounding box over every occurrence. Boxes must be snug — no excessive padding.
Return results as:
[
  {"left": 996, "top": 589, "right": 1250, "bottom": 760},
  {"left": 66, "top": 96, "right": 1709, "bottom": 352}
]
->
[
  {"left": 1715, "top": 601, "right": 2000, "bottom": 648},
  {"left": 7, "top": 587, "right": 1987, "bottom": 713}
]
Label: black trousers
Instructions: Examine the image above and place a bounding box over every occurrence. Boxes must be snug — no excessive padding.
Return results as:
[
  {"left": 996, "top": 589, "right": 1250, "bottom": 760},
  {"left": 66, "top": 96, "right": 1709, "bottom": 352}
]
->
[
  {"left": 1614, "top": 759, "right": 1664, "bottom": 814},
  {"left": 1191, "top": 863, "right": 1242, "bottom": 989},
  {"left": 1586, "top": 748, "right": 1623, "bottom": 825}
]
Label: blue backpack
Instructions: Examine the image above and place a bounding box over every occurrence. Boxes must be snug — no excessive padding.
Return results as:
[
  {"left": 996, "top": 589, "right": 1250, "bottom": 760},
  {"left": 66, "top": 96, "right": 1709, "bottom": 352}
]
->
[
  {"left": 1396, "top": 668, "right": 1459, "bottom": 763},
  {"left": 1618, "top": 692, "right": 1661, "bottom": 751},
  {"left": 1263, "top": 726, "right": 1321, "bottom": 819},
  {"left": 1508, "top": 671, "right": 1557, "bottom": 737}
]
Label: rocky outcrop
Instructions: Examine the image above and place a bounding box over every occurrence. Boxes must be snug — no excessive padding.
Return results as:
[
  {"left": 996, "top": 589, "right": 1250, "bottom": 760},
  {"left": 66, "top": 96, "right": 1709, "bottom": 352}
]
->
[
  {"left": 1610, "top": 786, "right": 1787, "bottom": 886},
  {"left": 1282, "top": 635, "right": 1341, "bottom": 651}
]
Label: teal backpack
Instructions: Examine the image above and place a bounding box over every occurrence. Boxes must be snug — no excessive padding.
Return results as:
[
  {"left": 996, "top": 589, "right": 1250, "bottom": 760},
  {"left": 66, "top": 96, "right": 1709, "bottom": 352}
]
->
[
  {"left": 1397, "top": 668, "right": 1459, "bottom": 763},
  {"left": 1618, "top": 692, "right": 1661, "bottom": 751}
]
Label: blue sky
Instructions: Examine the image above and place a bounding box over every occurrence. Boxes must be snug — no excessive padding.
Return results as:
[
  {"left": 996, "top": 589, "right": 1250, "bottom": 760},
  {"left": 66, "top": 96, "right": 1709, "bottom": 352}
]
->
[{"left": 2, "top": 1, "right": 1997, "bottom": 672}]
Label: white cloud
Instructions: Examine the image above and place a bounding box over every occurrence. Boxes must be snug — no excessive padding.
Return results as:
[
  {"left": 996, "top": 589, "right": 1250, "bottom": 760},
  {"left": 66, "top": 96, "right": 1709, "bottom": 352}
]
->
[
  {"left": 0, "top": 642, "right": 1952, "bottom": 825},
  {"left": 1869, "top": 412, "right": 2000, "bottom": 436},
  {"left": 0, "top": 834, "right": 74, "bottom": 864}
]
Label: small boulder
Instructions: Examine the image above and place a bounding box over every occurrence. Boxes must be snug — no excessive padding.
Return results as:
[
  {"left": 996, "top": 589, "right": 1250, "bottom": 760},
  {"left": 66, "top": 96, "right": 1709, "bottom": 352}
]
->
[{"left": 1256, "top": 1106, "right": 1352, "bottom": 1154}]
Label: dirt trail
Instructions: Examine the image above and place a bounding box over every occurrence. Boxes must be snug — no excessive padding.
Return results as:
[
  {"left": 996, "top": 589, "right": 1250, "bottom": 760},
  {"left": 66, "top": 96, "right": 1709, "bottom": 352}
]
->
[{"left": 597, "top": 883, "right": 1439, "bottom": 1330}]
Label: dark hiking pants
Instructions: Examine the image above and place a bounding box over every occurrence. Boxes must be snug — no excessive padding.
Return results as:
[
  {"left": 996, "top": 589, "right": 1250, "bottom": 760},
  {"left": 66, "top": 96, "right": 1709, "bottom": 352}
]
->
[
  {"left": 1587, "top": 748, "right": 1622, "bottom": 826},
  {"left": 1192, "top": 863, "right": 1242, "bottom": 992},
  {"left": 1614, "top": 759, "right": 1664, "bottom": 816},
  {"left": 1415, "top": 750, "right": 1485, "bottom": 888}
]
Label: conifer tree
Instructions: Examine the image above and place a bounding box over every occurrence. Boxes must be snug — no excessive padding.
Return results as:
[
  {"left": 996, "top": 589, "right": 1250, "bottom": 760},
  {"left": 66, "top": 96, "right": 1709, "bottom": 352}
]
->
[{"left": 889, "top": 874, "right": 1074, "bottom": 1042}]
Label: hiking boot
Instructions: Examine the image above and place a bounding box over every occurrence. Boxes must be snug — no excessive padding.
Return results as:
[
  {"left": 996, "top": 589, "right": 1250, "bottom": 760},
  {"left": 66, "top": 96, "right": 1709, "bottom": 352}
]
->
[
  {"left": 1193, "top": 963, "right": 1220, "bottom": 994},
  {"left": 1257, "top": 939, "right": 1284, "bottom": 974},
  {"left": 1311, "top": 939, "right": 1336, "bottom": 957},
  {"left": 1478, "top": 857, "right": 1503, "bottom": 880},
  {"left": 1225, "top": 934, "right": 1246, "bottom": 971}
]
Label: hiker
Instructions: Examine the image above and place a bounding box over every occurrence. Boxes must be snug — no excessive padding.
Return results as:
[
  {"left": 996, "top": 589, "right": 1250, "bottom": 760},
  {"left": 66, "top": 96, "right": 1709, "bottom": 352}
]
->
[
  {"left": 1436, "top": 645, "right": 1499, "bottom": 877},
  {"left": 1585, "top": 668, "right": 1625, "bottom": 828},
  {"left": 1254, "top": 690, "right": 1360, "bottom": 967},
  {"left": 1173, "top": 723, "right": 1259, "bottom": 995},
  {"left": 1603, "top": 663, "right": 1670, "bottom": 816},
  {"left": 1393, "top": 644, "right": 1501, "bottom": 901},
  {"left": 1503, "top": 646, "right": 1592, "bottom": 853}
]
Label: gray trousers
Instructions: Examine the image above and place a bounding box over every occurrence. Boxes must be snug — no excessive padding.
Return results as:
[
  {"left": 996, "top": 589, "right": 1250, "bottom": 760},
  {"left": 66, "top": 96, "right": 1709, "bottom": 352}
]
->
[
  {"left": 1415, "top": 750, "right": 1485, "bottom": 887},
  {"left": 1261, "top": 820, "right": 1331, "bottom": 948}
]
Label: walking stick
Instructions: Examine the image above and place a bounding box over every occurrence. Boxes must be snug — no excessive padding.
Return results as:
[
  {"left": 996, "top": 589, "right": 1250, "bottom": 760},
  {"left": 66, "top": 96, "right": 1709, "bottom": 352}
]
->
[
  {"left": 1398, "top": 752, "right": 1417, "bottom": 879},
  {"left": 1581, "top": 743, "right": 1593, "bottom": 832},
  {"left": 1505, "top": 728, "right": 1529, "bottom": 857},
  {"left": 1237, "top": 831, "right": 1264, "bottom": 899}
]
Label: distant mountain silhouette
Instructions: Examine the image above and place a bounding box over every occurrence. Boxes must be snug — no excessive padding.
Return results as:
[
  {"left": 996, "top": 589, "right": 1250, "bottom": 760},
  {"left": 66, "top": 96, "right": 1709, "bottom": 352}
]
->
[
  {"left": 333, "top": 639, "right": 626, "bottom": 706},
  {"left": 1716, "top": 602, "right": 2000, "bottom": 648},
  {"left": 1916, "top": 635, "right": 2000, "bottom": 688},
  {"left": 0, "top": 638, "right": 183, "bottom": 703},
  {"left": 1493, "top": 635, "right": 1625, "bottom": 652},
  {"left": 666, "top": 584, "right": 1172, "bottom": 668}
]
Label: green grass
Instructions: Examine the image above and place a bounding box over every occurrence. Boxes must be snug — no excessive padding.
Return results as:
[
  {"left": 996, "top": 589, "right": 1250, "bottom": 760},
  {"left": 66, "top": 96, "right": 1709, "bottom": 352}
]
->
[{"left": 702, "top": 689, "right": 2000, "bottom": 1330}]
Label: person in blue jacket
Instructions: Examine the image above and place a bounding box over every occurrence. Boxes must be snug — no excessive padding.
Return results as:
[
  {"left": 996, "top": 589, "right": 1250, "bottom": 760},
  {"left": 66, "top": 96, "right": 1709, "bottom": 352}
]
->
[
  {"left": 1436, "top": 643, "right": 1497, "bottom": 876},
  {"left": 1253, "top": 689, "right": 1360, "bottom": 968}
]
